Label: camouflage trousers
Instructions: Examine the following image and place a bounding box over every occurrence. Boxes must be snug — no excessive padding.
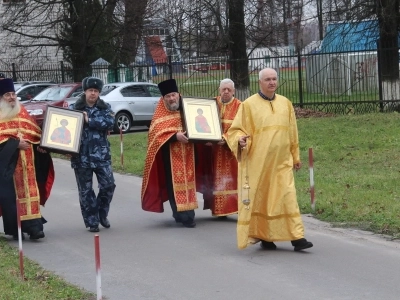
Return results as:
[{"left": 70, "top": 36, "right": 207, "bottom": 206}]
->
[{"left": 73, "top": 166, "right": 116, "bottom": 228}]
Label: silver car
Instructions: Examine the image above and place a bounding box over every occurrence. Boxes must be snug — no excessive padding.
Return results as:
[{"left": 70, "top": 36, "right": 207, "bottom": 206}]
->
[
  {"left": 100, "top": 82, "right": 161, "bottom": 133},
  {"left": 15, "top": 82, "right": 57, "bottom": 102}
]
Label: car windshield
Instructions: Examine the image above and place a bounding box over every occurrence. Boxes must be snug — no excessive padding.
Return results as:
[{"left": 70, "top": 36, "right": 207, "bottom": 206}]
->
[
  {"left": 14, "top": 84, "right": 23, "bottom": 91},
  {"left": 33, "top": 86, "right": 72, "bottom": 101},
  {"left": 100, "top": 85, "right": 117, "bottom": 96}
]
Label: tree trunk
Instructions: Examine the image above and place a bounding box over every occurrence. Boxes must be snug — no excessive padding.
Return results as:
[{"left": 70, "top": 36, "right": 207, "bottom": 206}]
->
[
  {"left": 227, "top": 0, "right": 250, "bottom": 100},
  {"left": 377, "top": 0, "right": 399, "bottom": 103},
  {"left": 377, "top": 0, "right": 399, "bottom": 81},
  {"left": 316, "top": 0, "right": 323, "bottom": 40},
  {"left": 69, "top": 1, "right": 87, "bottom": 81},
  {"left": 120, "top": 0, "right": 148, "bottom": 66}
]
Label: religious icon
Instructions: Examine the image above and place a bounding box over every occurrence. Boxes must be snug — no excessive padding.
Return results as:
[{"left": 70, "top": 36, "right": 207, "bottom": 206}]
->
[
  {"left": 195, "top": 108, "right": 212, "bottom": 133},
  {"left": 40, "top": 106, "right": 84, "bottom": 154},
  {"left": 50, "top": 119, "right": 72, "bottom": 145},
  {"left": 181, "top": 97, "right": 222, "bottom": 142}
]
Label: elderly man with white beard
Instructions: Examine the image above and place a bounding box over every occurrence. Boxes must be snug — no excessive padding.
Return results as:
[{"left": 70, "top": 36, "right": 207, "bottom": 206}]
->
[{"left": 0, "top": 78, "right": 54, "bottom": 240}]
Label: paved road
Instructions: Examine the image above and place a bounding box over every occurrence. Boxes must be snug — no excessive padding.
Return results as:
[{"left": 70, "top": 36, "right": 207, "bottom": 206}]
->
[{"left": 4, "top": 158, "right": 400, "bottom": 300}]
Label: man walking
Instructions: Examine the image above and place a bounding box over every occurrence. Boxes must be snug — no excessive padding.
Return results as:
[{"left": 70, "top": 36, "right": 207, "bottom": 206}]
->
[
  {"left": 141, "top": 79, "right": 198, "bottom": 228},
  {"left": 70, "top": 77, "right": 116, "bottom": 232},
  {"left": 227, "top": 68, "right": 313, "bottom": 251},
  {"left": 0, "top": 78, "right": 54, "bottom": 240},
  {"left": 198, "top": 78, "right": 241, "bottom": 218}
]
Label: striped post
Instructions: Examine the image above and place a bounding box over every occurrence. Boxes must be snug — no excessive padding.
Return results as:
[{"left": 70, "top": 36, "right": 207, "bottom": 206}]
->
[
  {"left": 94, "top": 234, "right": 102, "bottom": 300},
  {"left": 308, "top": 148, "right": 315, "bottom": 211},
  {"left": 120, "top": 128, "right": 124, "bottom": 169},
  {"left": 16, "top": 198, "right": 24, "bottom": 279}
]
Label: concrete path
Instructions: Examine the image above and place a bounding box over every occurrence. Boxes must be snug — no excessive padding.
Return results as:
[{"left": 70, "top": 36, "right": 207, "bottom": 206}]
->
[{"left": 4, "top": 158, "right": 400, "bottom": 300}]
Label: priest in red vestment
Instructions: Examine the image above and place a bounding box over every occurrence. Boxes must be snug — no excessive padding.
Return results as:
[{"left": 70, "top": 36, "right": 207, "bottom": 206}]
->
[
  {"left": 0, "top": 79, "right": 54, "bottom": 240},
  {"left": 197, "top": 79, "right": 241, "bottom": 218},
  {"left": 141, "top": 79, "right": 198, "bottom": 228}
]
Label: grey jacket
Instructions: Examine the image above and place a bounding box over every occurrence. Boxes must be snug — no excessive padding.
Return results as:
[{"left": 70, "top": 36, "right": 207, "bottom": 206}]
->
[{"left": 70, "top": 95, "right": 115, "bottom": 168}]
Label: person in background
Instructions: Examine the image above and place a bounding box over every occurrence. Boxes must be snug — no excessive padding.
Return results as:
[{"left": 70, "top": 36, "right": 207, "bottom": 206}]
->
[
  {"left": 141, "top": 79, "right": 199, "bottom": 228},
  {"left": 197, "top": 78, "right": 241, "bottom": 218},
  {"left": 226, "top": 68, "right": 313, "bottom": 251},
  {"left": 0, "top": 78, "right": 54, "bottom": 240},
  {"left": 69, "top": 77, "right": 116, "bottom": 232}
]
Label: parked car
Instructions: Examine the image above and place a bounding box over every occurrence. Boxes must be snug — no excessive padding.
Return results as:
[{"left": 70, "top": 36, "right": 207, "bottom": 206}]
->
[
  {"left": 23, "top": 83, "right": 83, "bottom": 127},
  {"left": 99, "top": 82, "right": 161, "bottom": 133},
  {"left": 64, "top": 92, "right": 84, "bottom": 107},
  {"left": 13, "top": 82, "right": 24, "bottom": 91},
  {"left": 16, "top": 81, "right": 57, "bottom": 102}
]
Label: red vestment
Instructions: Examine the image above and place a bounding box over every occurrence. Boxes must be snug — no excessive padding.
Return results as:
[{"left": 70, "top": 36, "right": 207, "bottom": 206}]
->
[
  {"left": 141, "top": 97, "right": 199, "bottom": 212},
  {"left": 197, "top": 96, "right": 241, "bottom": 216},
  {"left": 0, "top": 106, "right": 54, "bottom": 220}
]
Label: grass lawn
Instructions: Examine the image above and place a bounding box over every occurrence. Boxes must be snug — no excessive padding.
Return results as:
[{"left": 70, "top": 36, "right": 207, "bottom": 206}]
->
[
  {"left": 1, "top": 112, "right": 399, "bottom": 297},
  {"left": 0, "top": 238, "right": 95, "bottom": 299}
]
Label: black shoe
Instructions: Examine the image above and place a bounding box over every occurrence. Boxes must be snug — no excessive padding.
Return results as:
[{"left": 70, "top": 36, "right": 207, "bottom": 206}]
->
[
  {"left": 12, "top": 233, "right": 25, "bottom": 241},
  {"left": 217, "top": 216, "right": 228, "bottom": 220},
  {"left": 89, "top": 226, "right": 100, "bottom": 232},
  {"left": 182, "top": 221, "right": 196, "bottom": 228},
  {"left": 99, "top": 216, "right": 110, "bottom": 228},
  {"left": 260, "top": 241, "right": 277, "bottom": 250},
  {"left": 29, "top": 231, "right": 45, "bottom": 240},
  {"left": 292, "top": 238, "right": 313, "bottom": 251}
]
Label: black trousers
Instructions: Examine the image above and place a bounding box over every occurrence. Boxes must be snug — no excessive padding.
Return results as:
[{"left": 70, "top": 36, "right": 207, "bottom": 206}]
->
[{"left": 0, "top": 177, "right": 43, "bottom": 236}]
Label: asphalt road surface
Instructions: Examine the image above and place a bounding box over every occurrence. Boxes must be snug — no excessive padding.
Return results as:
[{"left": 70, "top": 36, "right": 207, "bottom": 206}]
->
[{"left": 4, "top": 158, "right": 400, "bottom": 300}]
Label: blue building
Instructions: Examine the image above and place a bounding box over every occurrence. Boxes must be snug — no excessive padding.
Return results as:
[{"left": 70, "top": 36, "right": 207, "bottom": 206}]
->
[{"left": 306, "top": 20, "right": 387, "bottom": 95}]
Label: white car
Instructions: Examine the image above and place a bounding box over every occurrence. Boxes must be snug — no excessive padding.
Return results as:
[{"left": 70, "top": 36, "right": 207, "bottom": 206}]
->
[{"left": 99, "top": 82, "right": 161, "bottom": 133}]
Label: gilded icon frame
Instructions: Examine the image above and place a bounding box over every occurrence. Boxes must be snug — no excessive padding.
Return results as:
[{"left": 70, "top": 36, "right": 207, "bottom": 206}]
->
[
  {"left": 181, "top": 98, "right": 222, "bottom": 142},
  {"left": 40, "top": 106, "right": 84, "bottom": 154}
]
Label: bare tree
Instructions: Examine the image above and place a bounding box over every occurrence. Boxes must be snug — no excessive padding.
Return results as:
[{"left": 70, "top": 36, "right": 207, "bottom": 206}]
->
[
  {"left": 119, "top": 0, "right": 149, "bottom": 65},
  {"left": 0, "top": 0, "right": 151, "bottom": 80}
]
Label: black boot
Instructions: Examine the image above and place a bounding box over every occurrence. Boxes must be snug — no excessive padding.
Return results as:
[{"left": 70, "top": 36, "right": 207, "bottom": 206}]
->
[
  {"left": 260, "top": 240, "right": 277, "bottom": 250},
  {"left": 99, "top": 215, "right": 110, "bottom": 228},
  {"left": 291, "top": 238, "right": 313, "bottom": 251},
  {"left": 182, "top": 220, "right": 196, "bottom": 228},
  {"left": 29, "top": 231, "right": 45, "bottom": 240}
]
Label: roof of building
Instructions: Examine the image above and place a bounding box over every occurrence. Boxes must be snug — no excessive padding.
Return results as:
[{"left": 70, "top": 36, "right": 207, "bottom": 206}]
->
[
  {"left": 320, "top": 20, "right": 382, "bottom": 53},
  {"left": 145, "top": 36, "right": 167, "bottom": 64}
]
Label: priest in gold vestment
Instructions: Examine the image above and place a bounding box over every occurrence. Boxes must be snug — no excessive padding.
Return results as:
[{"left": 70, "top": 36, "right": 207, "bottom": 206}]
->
[{"left": 226, "top": 68, "right": 313, "bottom": 251}]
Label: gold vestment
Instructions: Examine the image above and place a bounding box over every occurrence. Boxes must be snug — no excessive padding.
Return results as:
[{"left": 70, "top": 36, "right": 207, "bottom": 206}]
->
[{"left": 226, "top": 93, "right": 305, "bottom": 249}]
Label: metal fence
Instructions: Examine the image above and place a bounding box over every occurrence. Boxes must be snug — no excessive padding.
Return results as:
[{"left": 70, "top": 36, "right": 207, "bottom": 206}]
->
[{"left": 2, "top": 48, "right": 400, "bottom": 114}]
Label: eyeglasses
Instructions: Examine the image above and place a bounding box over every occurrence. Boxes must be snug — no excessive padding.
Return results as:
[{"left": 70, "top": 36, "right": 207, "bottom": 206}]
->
[{"left": 2, "top": 92, "right": 16, "bottom": 98}]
